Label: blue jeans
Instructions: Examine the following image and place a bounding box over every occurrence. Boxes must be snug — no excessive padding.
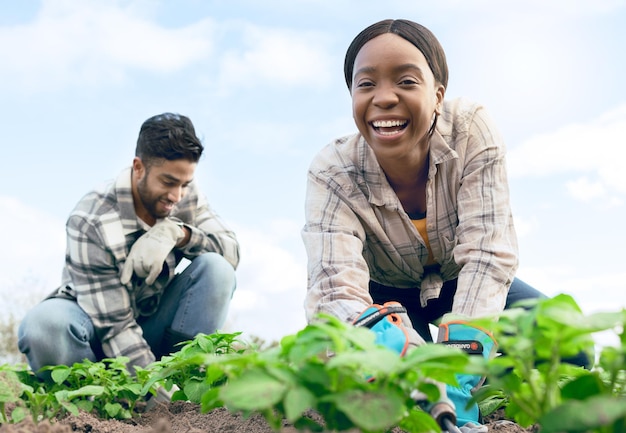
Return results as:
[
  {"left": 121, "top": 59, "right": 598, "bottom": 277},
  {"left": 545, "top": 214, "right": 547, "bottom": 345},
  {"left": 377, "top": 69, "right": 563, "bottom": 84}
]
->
[
  {"left": 369, "top": 277, "right": 590, "bottom": 367},
  {"left": 18, "top": 252, "right": 236, "bottom": 375},
  {"left": 369, "top": 277, "right": 546, "bottom": 342}
]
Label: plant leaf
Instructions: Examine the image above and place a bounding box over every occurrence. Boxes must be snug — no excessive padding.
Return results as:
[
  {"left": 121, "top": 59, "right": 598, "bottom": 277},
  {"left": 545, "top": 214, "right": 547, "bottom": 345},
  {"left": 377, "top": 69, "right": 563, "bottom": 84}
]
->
[
  {"left": 332, "top": 389, "right": 406, "bottom": 431},
  {"left": 283, "top": 386, "right": 315, "bottom": 422},
  {"left": 539, "top": 394, "right": 626, "bottom": 433},
  {"left": 50, "top": 367, "right": 71, "bottom": 385},
  {"left": 397, "top": 407, "right": 441, "bottom": 433},
  {"left": 220, "top": 369, "right": 287, "bottom": 411}
]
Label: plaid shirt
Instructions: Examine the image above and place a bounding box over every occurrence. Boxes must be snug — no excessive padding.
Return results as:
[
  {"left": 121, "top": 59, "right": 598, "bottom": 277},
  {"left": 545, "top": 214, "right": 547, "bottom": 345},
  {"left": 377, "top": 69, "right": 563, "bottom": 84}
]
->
[
  {"left": 51, "top": 167, "right": 240, "bottom": 369},
  {"left": 302, "top": 98, "right": 518, "bottom": 323}
]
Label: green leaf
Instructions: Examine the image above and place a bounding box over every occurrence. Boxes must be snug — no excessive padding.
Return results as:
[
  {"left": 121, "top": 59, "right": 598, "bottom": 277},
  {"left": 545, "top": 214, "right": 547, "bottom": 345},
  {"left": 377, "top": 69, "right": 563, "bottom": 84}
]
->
[
  {"left": 283, "top": 386, "right": 316, "bottom": 422},
  {"left": 183, "top": 379, "right": 211, "bottom": 403},
  {"left": 104, "top": 402, "right": 122, "bottom": 418},
  {"left": 287, "top": 338, "right": 332, "bottom": 365},
  {"left": 59, "top": 400, "right": 79, "bottom": 416},
  {"left": 298, "top": 363, "right": 330, "bottom": 387},
  {"left": 474, "top": 386, "right": 507, "bottom": 416},
  {"left": 200, "top": 386, "right": 222, "bottom": 412},
  {"left": 539, "top": 395, "right": 626, "bottom": 433},
  {"left": 293, "top": 416, "right": 324, "bottom": 432},
  {"left": 332, "top": 388, "right": 406, "bottom": 431},
  {"left": 75, "top": 399, "right": 93, "bottom": 413},
  {"left": 50, "top": 367, "right": 71, "bottom": 385},
  {"left": 10, "top": 406, "right": 27, "bottom": 424},
  {"left": 0, "top": 371, "right": 21, "bottom": 403},
  {"left": 560, "top": 373, "right": 604, "bottom": 400},
  {"left": 220, "top": 369, "right": 287, "bottom": 411},
  {"left": 66, "top": 385, "right": 105, "bottom": 399},
  {"left": 398, "top": 407, "right": 441, "bottom": 433},
  {"left": 327, "top": 348, "right": 400, "bottom": 376}
]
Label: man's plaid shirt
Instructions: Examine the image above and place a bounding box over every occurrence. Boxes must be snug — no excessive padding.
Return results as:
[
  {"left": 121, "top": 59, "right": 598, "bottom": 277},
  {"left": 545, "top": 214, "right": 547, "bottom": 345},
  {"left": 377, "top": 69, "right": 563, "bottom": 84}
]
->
[{"left": 51, "top": 167, "right": 240, "bottom": 369}]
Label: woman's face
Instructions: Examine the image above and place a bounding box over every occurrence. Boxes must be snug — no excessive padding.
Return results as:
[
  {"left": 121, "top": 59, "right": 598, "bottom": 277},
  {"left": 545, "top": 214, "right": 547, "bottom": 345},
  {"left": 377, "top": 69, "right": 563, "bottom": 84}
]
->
[{"left": 351, "top": 33, "right": 444, "bottom": 160}]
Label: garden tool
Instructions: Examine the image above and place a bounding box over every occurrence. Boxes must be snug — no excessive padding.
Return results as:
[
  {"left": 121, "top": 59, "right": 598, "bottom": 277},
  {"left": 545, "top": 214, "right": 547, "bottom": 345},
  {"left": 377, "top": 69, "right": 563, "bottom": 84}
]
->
[
  {"left": 355, "top": 303, "right": 463, "bottom": 432},
  {"left": 438, "top": 317, "right": 495, "bottom": 432}
]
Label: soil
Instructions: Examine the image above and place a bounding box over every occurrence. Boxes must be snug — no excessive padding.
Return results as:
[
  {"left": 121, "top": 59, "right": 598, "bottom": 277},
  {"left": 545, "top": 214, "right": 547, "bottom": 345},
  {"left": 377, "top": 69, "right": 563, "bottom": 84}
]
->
[{"left": 0, "top": 402, "right": 536, "bottom": 433}]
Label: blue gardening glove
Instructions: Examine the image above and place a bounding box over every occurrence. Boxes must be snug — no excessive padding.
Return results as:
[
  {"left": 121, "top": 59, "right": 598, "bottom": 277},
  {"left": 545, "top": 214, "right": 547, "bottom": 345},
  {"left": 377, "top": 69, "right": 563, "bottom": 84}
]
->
[
  {"left": 353, "top": 302, "right": 426, "bottom": 356},
  {"left": 356, "top": 304, "right": 467, "bottom": 430},
  {"left": 437, "top": 319, "right": 496, "bottom": 430}
]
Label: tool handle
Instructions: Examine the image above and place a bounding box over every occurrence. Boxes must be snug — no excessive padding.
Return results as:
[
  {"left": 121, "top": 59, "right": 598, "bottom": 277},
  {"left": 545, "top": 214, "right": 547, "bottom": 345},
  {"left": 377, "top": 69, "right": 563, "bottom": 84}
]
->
[
  {"left": 429, "top": 400, "right": 457, "bottom": 427},
  {"left": 442, "top": 417, "right": 463, "bottom": 433}
]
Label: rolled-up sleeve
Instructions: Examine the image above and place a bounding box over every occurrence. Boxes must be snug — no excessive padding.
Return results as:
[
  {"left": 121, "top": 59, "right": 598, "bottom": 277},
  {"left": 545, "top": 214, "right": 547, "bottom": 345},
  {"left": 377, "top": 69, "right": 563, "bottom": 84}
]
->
[
  {"left": 302, "top": 166, "right": 372, "bottom": 323},
  {"left": 452, "top": 106, "right": 519, "bottom": 317}
]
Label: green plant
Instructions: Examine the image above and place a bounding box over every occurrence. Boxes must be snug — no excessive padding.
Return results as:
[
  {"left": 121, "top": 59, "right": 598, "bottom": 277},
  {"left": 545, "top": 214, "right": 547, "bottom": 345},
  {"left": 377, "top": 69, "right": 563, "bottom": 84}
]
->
[
  {"left": 0, "top": 363, "right": 61, "bottom": 423},
  {"left": 2, "top": 294, "right": 625, "bottom": 433},
  {"left": 0, "top": 364, "right": 31, "bottom": 423},
  {"left": 139, "top": 331, "right": 247, "bottom": 403},
  {"left": 44, "top": 356, "right": 144, "bottom": 419},
  {"left": 472, "top": 294, "right": 626, "bottom": 432},
  {"left": 1, "top": 357, "right": 146, "bottom": 422},
  {"left": 194, "top": 314, "right": 469, "bottom": 433}
]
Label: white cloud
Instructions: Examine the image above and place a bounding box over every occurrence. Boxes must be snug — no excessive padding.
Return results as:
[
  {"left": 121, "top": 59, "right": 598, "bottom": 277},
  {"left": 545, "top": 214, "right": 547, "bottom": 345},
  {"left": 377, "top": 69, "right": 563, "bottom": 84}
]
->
[
  {"left": 217, "top": 23, "right": 333, "bottom": 93},
  {"left": 0, "top": 196, "right": 66, "bottom": 315},
  {"left": 220, "top": 120, "right": 303, "bottom": 154},
  {"left": 226, "top": 220, "right": 308, "bottom": 342},
  {"left": 508, "top": 104, "right": 626, "bottom": 202},
  {"left": 512, "top": 214, "right": 539, "bottom": 239},
  {"left": 0, "top": 0, "right": 215, "bottom": 93},
  {"left": 433, "top": 0, "right": 625, "bottom": 15},
  {"left": 517, "top": 266, "right": 626, "bottom": 313},
  {"left": 565, "top": 177, "right": 610, "bottom": 202}
]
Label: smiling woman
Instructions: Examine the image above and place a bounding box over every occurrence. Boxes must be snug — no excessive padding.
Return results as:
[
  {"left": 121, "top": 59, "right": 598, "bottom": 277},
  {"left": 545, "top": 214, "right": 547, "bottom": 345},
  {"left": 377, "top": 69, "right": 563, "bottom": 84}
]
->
[{"left": 300, "top": 18, "right": 591, "bottom": 432}]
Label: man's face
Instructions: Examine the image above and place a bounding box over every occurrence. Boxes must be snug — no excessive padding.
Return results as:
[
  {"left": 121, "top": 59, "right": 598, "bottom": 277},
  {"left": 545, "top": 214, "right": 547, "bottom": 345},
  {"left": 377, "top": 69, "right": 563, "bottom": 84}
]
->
[{"left": 132, "top": 157, "right": 197, "bottom": 225}]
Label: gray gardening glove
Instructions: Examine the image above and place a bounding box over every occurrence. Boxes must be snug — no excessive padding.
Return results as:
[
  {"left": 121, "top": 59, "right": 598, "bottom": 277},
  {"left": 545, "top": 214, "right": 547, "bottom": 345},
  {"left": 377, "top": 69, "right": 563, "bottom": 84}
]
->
[
  {"left": 458, "top": 422, "right": 488, "bottom": 433},
  {"left": 145, "top": 384, "right": 179, "bottom": 411},
  {"left": 121, "top": 218, "right": 184, "bottom": 286}
]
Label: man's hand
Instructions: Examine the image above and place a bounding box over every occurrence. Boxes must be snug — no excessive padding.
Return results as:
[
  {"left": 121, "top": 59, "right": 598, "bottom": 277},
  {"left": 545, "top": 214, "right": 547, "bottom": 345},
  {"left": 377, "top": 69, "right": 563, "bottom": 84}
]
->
[
  {"left": 437, "top": 318, "right": 496, "bottom": 431},
  {"left": 353, "top": 301, "right": 425, "bottom": 356},
  {"left": 144, "top": 384, "right": 179, "bottom": 411},
  {"left": 121, "top": 218, "right": 185, "bottom": 286}
]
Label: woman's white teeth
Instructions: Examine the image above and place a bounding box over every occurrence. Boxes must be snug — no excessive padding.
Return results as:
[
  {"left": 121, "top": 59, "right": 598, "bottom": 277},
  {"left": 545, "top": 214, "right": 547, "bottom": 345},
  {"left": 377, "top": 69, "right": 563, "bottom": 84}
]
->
[{"left": 372, "top": 120, "right": 406, "bottom": 128}]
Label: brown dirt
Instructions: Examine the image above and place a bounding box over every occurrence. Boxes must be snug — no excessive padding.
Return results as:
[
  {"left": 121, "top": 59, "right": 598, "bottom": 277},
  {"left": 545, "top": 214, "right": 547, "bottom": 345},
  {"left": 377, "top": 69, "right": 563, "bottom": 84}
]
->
[{"left": 0, "top": 402, "right": 536, "bottom": 433}]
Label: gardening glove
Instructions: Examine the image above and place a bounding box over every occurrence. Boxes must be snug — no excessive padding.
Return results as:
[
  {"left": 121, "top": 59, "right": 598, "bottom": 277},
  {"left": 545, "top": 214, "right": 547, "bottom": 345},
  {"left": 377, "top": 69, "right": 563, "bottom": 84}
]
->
[
  {"left": 437, "top": 318, "right": 496, "bottom": 431},
  {"left": 121, "top": 218, "right": 185, "bottom": 286},
  {"left": 145, "top": 384, "right": 179, "bottom": 411},
  {"left": 353, "top": 301, "right": 426, "bottom": 356}
]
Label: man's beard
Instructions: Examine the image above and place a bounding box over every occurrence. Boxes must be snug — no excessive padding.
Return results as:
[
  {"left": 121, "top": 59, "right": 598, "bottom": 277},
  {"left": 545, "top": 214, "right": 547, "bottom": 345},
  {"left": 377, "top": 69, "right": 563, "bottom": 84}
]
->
[{"left": 136, "top": 177, "right": 170, "bottom": 220}]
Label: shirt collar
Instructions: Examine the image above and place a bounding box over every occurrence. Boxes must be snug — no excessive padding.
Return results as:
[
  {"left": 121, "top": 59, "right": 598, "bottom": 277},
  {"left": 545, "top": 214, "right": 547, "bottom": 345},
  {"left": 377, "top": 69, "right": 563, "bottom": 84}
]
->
[
  {"left": 114, "top": 167, "right": 148, "bottom": 235},
  {"left": 357, "top": 129, "right": 458, "bottom": 209}
]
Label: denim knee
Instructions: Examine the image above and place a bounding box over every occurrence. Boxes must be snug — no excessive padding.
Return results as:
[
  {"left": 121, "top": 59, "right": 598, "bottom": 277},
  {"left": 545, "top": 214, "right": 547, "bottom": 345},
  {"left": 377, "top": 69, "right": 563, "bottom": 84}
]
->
[
  {"left": 505, "top": 278, "right": 548, "bottom": 309},
  {"left": 193, "top": 252, "right": 236, "bottom": 295},
  {"left": 18, "top": 300, "right": 97, "bottom": 374}
]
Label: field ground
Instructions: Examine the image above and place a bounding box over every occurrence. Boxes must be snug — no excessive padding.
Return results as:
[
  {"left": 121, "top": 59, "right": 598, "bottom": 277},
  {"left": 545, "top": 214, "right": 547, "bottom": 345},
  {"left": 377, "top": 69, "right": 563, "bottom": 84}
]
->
[{"left": 0, "top": 402, "right": 536, "bottom": 433}]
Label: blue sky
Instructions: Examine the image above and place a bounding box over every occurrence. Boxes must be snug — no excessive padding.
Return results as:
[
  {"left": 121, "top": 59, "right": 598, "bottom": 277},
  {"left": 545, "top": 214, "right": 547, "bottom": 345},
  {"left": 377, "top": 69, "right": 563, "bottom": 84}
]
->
[{"left": 1, "top": 0, "right": 625, "bottom": 346}]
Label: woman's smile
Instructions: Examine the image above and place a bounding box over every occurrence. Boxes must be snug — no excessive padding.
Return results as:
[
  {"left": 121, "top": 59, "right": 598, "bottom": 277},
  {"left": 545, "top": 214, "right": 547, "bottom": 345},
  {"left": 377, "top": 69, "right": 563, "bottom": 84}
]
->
[{"left": 371, "top": 119, "right": 409, "bottom": 136}]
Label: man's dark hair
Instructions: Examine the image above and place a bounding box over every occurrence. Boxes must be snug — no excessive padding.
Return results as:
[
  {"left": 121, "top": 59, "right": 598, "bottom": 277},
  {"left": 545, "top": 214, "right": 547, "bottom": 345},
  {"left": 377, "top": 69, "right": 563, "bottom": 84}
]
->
[
  {"left": 344, "top": 19, "right": 449, "bottom": 91},
  {"left": 135, "top": 113, "right": 204, "bottom": 167}
]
